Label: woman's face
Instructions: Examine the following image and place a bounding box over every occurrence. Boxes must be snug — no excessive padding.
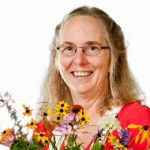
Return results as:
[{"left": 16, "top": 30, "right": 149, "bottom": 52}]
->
[{"left": 57, "top": 15, "right": 110, "bottom": 96}]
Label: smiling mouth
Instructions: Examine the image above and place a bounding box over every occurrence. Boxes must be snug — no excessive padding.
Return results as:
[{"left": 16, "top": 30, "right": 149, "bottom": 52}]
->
[{"left": 71, "top": 71, "right": 93, "bottom": 77}]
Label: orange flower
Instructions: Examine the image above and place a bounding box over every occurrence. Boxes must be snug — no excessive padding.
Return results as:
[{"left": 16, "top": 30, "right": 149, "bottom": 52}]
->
[
  {"left": 22, "top": 104, "right": 32, "bottom": 116},
  {"left": 0, "top": 129, "right": 14, "bottom": 142}
]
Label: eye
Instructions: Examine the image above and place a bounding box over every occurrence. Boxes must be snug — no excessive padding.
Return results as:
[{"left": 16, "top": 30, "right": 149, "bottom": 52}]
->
[
  {"left": 88, "top": 45, "right": 99, "bottom": 51},
  {"left": 63, "top": 45, "right": 74, "bottom": 51}
]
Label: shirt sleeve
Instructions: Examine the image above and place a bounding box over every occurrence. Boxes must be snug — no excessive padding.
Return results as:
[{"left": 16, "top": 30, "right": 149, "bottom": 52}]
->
[
  {"left": 117, "top": 101, "right": 150, "bottom": 149},
  {"left": 117, "top": 100, "right": 150, "bottom": 127}
]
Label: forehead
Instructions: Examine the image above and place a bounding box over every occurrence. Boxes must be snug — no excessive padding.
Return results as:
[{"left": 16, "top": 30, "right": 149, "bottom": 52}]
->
[{"left": 59, "top": 15, "right": 108, "bottom": 44}]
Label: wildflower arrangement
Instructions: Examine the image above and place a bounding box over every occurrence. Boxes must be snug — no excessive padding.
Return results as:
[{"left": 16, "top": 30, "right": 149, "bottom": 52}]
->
[{"left": 0, "top": 91, "right": 150, "bottom": 150}]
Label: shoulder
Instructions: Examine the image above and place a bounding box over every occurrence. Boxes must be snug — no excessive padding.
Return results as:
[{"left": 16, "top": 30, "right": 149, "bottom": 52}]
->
[{"left": 117, "top": 100, "right": 150, "bottom": 127}]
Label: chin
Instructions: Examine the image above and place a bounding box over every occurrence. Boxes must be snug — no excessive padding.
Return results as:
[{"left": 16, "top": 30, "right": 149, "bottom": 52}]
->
[{"left": 72, "top": 85, "right": 92, "bottom": 94}]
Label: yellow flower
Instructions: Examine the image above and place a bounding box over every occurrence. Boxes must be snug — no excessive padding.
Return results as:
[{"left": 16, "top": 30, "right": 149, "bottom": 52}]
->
[
  {"left": 108, "top": 134, "right": 127, "bottom": 150},
  {"left": 22, "top": 104, "right": 32, "bottom": 116},
  {"left": 108, "top": 134, "right": 119, "bottom": 145},
  {"left": 43, "top": 108, "right": 52, "bottom": 117},
  {"left": 26, "top": 118, "right": 37, "bottom": 129},
  {"left": 54, "top": 113, "right": 63, "bottom": 123},
  {"left": 55, "top": 109, "right": 67, "bottom": 116},
  {"left": 78, "top": 109, "right": 90, "bottom": 126},
  {"left": 0, "top": 128, "right": 14, "bottom": 141},
  {"left": 34, "top": 131, "right": 49, "bottom": 145},
  {"left": 128, "top": 124, "right": 150, "bottom": 146},
  {"left": 56, "top": 100, "right": 69, "bottom": 111}
]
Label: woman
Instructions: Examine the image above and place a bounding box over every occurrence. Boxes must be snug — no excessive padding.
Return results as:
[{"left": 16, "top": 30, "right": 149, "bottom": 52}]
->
[
  {"left": 0, "top": 5, "right": 149, "bottom": 150},
  {"left": 37, "top": 6, "right": 150, "bottom": 150},
  {"left": 36, "top": 6, "right": 150, "bottom": 150}
]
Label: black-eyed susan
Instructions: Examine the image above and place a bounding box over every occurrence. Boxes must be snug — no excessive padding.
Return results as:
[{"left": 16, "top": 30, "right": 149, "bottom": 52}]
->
[
  {"left": 43, "top": 108, "right": 52, "bottom": 117},
  {"left": 128, "top": 124, "right": 150, "bottom": 146},
  {"left": 26, "top": 118, "right": 37, "bottom": 129},
  {"left": 56, "top": 100, "right": 69, "bottom": 111},
  {"left": 22, "top": 104, "right": 32, "bottom": 116},
  {"left": 55, "top": 101, "right": 69, "bottom": 117},
  {"left": 77, "top": 109, "right": 90, "bottom": 126},
  {"left": 34, "top": 131, "right": 49, "bottom": 145},
  {"left": 55, "top": 107, "right": 67, "bottom": 116},
  {"left": 54, "top": 113, "right": 63, "bottom": 123}
]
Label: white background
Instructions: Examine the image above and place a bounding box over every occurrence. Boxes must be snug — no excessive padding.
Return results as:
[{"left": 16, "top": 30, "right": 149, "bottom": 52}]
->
[{"left": 0, "top": 0, "right": 150, "bottom": 149}]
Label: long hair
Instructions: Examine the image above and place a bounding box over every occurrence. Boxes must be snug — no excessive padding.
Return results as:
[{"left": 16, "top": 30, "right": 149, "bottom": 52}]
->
[{"left": 37, "top": 6, "right": 142, "bottom": 118}]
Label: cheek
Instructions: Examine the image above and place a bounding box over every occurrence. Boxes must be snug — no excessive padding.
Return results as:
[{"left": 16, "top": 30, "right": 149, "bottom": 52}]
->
[
  {"left": 57, "top": 56, "right": 72, "bottom": 72},
  {"left": 92, "top": 55, "right": 110, "bottom": 73},
  {"left": 92, "top": 59, "right": 110, "bottom": 70}
]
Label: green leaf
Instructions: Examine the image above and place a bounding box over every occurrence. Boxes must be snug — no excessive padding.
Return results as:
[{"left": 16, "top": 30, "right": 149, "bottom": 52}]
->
[
  {"left": 10, "top": 140, "right": 29, "bottom": 150},
  {"left": 91, "top": 139, "right": 104, "bottom": 150},
  {"left": 27, "top": 142, "right": 43, "bottom": 150},
  {"left": 11, "top": 140, "right": 44, "bottom": 150},
  {"left": 65, "top": 138, "right": 82, "bottom": 150},
  {"left": 72, "top": 145, "right": 82, "bottom": 150},
  {"left": 67, "top": 135, "right": 77, "bottom": 147}
]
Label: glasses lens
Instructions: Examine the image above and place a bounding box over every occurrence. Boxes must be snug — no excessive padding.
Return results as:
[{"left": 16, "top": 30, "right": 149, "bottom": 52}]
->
[
  {"left": 84, "top": 44, "right": 102, "bottom": 55},
  {"left": 60, "top": 44, "right": 75, "bottom": 56}
]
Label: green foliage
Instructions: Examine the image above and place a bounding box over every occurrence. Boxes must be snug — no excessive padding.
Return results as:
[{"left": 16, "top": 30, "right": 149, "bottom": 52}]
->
[
  {"left": 10, "top": 140, "right": 43, "bottom": 150},
  {"left": 91, "top": 139, "right": 104, "bottom": 150},
  {"left": 65, "top": 134, "right": 82, "bottom": 150}
]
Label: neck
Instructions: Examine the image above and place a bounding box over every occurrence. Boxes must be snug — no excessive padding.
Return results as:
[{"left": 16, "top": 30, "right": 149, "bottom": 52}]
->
[
  {"left": 71, "top": 84, "right": 108, "bottom": 124},
  {"left": 71, "top": 82, "right": 108, "bottom": 107}
]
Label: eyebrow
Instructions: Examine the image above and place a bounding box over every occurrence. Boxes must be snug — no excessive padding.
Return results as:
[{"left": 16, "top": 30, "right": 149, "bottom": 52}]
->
[{"left": 61, "top": 41, "right": 102, "bottom": 45}]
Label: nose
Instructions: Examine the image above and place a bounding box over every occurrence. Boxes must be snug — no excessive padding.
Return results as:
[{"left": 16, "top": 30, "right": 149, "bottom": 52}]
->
[{"left": 73, "top": 48, "right": 88, "bottom": 65}]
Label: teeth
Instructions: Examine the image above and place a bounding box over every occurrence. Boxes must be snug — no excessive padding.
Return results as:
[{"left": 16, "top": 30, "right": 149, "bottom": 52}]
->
[{"left": 72, "top": 71, "right": 92, "bottom": 77}]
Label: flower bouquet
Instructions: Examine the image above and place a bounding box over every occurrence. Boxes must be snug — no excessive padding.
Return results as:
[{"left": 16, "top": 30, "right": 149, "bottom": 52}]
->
[{"left": 0, "top": 92, "right": 150, "bottom": 150}]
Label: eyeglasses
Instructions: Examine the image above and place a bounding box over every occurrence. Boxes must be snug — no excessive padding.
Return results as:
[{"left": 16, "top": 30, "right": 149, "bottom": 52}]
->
[{"left": 57, "top": 42, "right": 110, "bottom": 56}]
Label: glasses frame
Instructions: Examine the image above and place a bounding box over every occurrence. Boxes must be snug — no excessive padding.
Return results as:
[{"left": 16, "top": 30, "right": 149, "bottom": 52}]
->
[{"left": 57, "top": 42, "right": 110, "bottom": 57}]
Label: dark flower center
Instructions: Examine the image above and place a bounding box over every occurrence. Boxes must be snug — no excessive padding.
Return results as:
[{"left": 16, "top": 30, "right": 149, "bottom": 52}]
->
[
  {"left": 43, "top": 112, "right": 48, "bottom": 116},
  {"left": 57, "top": 116, "right": 60, "bottom": 120},
  {"left": 3, "top": 130, "right": 6, "bottom": 134},
  {"left": 40, "top": 133, "right": 44, "bottom": 137},
  {"left": 143, "top": 125, "right": 149, "bottom": 130},
  {"left": 61, "top": 104, "right": 64, "bottom": 107},
  {"left": 26, "top": 109, "right": 30, "bottom": 113},
  {"left": 81, "top": 117, "right": 85, "bottom": 121},
  {"left": 72, "top": 105, "right": 83, "bottom": 113},
  {"left": 45, "top": 140, "right": 48, "bottom": 143},
  {"left": 60, "top": 109, "right": 64, "bottom": 112}
]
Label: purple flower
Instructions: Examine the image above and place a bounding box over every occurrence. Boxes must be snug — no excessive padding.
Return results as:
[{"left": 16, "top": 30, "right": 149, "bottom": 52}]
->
[
  {"left": 94, "top": 128, "right": 105, "bottom": 142},
  {"left": 56, "top": 112, "right": 79, "bottom": 136},
  {"left": 119, "top": 128, "right": 130, "bottom": 146},
  {"left": 63, "top": 112, "right": 75, "bottom": 124},
  {"left": 56, "top": 124, "right": 69, "bottom": 135}
]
